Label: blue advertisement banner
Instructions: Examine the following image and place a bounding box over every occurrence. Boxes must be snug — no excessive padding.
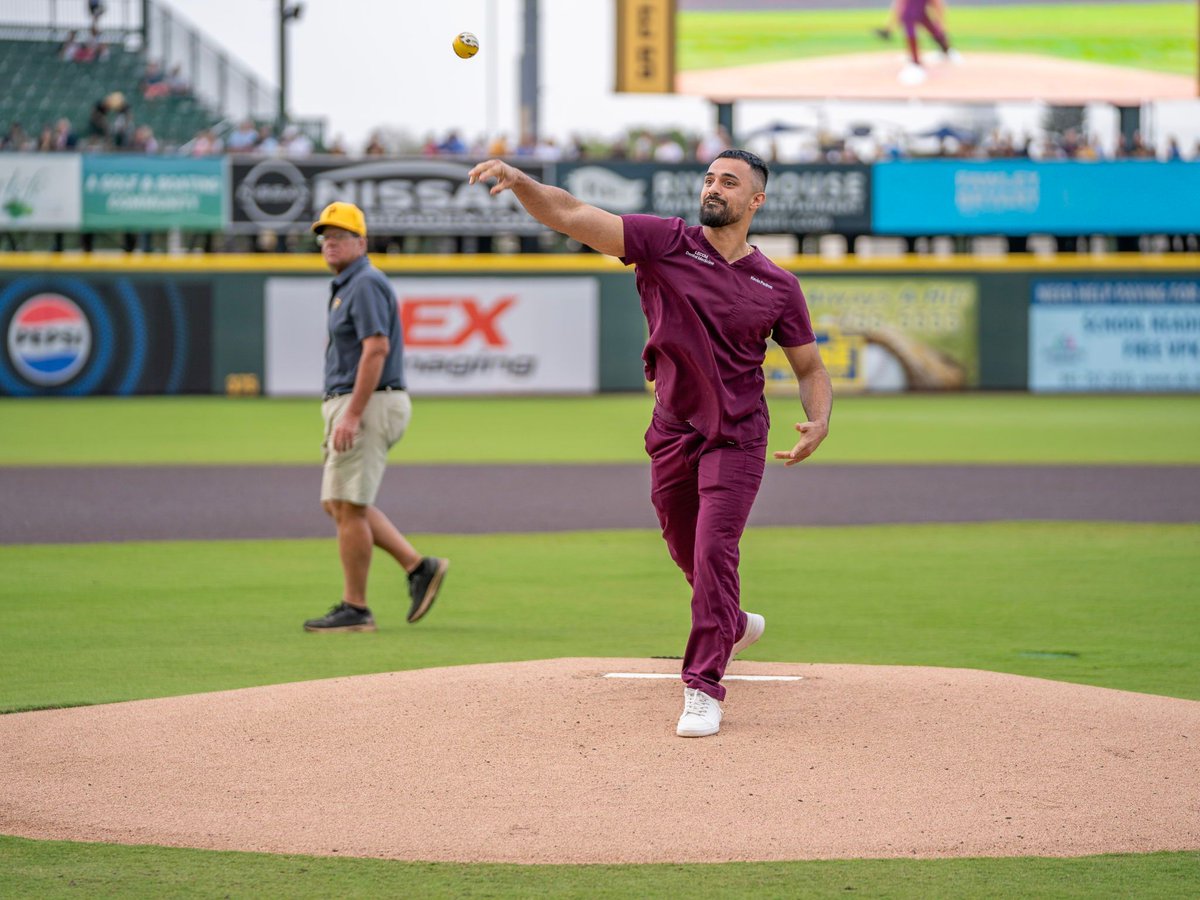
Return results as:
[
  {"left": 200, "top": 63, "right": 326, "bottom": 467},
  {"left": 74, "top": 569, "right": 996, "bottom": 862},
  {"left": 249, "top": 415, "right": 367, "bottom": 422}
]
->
[
  {"left": 1029, "top": 279, "right": 1200, "bottom": 393},
  {"left": 0, "top": 276, "right": 212, "bottom": 396},
  {"left": 874, "top": 161, "right": 1200, "bottom": 235},
  {"left": 82, "top": 156, "right": 225, "bottom": 231}
]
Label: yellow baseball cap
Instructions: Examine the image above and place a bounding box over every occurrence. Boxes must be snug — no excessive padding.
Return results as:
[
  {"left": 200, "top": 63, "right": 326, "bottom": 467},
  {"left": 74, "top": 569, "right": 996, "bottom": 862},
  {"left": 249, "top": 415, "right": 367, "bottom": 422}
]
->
[{"left": 311, "top": 201, "right": 367, "bottom": 237}]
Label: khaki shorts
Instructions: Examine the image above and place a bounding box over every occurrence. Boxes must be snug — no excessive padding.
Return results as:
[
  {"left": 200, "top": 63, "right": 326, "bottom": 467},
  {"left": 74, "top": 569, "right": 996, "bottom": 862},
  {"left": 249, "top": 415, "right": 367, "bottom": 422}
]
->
[{"left": 320, "top": 389, "right": 412, "bottom": 506}]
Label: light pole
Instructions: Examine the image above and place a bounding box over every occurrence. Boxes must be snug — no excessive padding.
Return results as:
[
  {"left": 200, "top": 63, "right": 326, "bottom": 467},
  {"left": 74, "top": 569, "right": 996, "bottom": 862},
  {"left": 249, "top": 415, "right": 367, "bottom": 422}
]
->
[{"left": 278, "top": 0, "right": 303, "bottom": 127}]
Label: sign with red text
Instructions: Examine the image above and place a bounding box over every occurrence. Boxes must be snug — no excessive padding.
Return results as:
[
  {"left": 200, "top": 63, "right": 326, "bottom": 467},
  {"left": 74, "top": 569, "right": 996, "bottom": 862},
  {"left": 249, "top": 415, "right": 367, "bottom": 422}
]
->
[{"left": 263, "top": 276, "right": 598, "bottom": 396}]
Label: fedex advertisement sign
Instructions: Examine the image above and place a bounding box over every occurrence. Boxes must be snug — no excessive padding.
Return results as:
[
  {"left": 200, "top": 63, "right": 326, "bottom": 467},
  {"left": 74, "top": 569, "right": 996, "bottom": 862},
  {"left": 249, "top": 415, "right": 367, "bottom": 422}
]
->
[{"left": 264, "top": 277, "right": 598, "bottom": 396}]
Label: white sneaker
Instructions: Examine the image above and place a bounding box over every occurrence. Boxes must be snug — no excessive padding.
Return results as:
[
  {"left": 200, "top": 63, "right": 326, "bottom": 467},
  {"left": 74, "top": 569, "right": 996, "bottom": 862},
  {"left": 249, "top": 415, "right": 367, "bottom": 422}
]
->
[
  {"left": 899, "top": 63, "right": 927, "bottom": 85},
  {"left": 676, "top": 687, "right": 722, "bottom": 737},
  {"left": 732, "top": 612, "right": 765, "bottom": 658},
  {"left": 947, "top": 48, "right": 963, "bottom": 64}
]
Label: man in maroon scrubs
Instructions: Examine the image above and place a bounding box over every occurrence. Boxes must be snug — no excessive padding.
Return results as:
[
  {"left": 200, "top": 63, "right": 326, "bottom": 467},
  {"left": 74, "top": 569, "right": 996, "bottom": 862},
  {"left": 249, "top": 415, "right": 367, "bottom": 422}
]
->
[
  {"left": 883, "top": 0, "right": 959, "bottom": 85},
  {"left": 469, "top": 150, "right": 832, "bottom": 738}
]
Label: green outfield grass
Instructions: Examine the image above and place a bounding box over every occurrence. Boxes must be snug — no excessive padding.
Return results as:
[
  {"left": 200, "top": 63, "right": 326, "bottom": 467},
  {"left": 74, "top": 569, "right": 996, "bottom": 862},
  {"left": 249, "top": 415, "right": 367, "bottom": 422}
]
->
[
  {"left": 678, "top": 4, "right": 1197, "bottom": 76},
  {"left": 2, "top": 523, "right": 1196, "bottom": 711},
  {"left": 2, "top": 393, "right": 1199, "bottom": 465},
  {"left": 1, "top": 836, "right": 1196, "bottom": 900}
]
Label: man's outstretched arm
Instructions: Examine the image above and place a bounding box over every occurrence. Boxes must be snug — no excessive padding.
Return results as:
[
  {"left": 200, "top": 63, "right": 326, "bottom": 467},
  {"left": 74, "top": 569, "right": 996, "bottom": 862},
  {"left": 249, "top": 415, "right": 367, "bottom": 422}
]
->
[
  {"left": 772, "top": 342, "right": 832, "bottom": 466},
  {"left": 469, "top": 159, "right": 625, "bottom": 258}
]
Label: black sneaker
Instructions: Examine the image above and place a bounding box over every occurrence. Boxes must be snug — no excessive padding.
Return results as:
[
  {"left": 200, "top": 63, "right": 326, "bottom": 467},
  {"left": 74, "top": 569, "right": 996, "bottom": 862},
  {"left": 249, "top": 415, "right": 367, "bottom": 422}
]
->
[
  {"left": 303, "top": 602, "right": 376, "bottom": 633},
  {"left": 407, "top": 557, "right": 448, "bottom": 624}
]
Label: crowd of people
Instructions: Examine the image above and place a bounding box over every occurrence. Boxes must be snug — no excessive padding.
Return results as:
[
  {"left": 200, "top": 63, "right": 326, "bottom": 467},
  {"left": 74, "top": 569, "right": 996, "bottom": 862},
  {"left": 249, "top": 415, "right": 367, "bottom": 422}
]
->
[
  {"left": 5, "top": 114, "right": 1194, "bottom": 164},
  {"left": 4, "top": 30, "right": 1198, "bottom": 164}
]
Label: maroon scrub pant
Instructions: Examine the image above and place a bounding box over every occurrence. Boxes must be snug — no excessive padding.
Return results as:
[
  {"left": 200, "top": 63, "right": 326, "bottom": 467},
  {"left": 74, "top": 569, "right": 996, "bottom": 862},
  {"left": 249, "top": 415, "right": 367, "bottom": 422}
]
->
[
  {"left": 903, "top": 12, "right": 950, "bottom": 64},
  {"left": 646, "top": 407, "right": 766, "bottom": 702}
]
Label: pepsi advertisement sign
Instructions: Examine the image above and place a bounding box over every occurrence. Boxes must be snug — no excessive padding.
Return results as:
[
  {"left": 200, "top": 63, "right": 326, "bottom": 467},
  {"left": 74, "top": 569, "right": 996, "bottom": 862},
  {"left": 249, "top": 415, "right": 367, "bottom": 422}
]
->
[
  {"left": 7, "top": 294, "right": 92, "bottom": 386},
  {"left": 0, "top": 277, "right": 212, "bottom": 396}
]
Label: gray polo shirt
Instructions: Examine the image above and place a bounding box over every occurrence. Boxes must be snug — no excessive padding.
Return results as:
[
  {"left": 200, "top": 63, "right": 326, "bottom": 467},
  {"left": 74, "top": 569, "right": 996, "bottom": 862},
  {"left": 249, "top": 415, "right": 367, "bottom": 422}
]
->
[{"left": 324, "top": 255, "right": 405, "bottom": 394}]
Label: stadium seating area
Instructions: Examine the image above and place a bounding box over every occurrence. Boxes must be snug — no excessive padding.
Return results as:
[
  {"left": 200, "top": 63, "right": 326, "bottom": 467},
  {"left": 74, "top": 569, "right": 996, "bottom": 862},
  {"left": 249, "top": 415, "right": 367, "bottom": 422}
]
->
[{"left": 0, "top": 38, "right": 217, "bottom": 151}]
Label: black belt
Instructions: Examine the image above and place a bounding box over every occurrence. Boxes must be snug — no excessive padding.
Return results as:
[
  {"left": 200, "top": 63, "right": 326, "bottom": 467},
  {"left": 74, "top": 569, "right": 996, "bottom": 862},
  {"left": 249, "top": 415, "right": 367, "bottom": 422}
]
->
[{"left": 323, "top": 385, "right": 405, "bottom": 402}]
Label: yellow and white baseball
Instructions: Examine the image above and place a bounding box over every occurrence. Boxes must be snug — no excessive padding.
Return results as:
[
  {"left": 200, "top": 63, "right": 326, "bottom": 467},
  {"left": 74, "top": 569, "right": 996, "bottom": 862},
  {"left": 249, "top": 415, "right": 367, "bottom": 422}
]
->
[{"left": 453, "top": 32, "right": 479, "bottom": 59}]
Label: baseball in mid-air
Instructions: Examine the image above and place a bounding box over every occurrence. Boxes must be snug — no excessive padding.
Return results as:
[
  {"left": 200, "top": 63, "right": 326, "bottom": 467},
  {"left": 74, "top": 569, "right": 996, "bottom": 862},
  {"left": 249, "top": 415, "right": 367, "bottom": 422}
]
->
[{"left": 453, "top": 32, "right": 479, "bottom": 59}]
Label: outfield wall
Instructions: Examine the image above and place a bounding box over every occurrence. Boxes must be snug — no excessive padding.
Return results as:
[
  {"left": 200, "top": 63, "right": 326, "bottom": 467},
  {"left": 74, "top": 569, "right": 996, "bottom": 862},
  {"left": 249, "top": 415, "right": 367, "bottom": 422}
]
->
[{"left": 1, "top": 254, "right": 1197, "bottom": 396}]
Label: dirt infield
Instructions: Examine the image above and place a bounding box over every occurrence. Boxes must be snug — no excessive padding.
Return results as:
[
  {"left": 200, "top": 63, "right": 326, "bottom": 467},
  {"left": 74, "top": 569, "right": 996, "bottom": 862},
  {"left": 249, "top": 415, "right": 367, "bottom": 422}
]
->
[
  {"left": 676, "top": 51, "right": 1197, "bottom": 103},
  {"left": 1, "top": 658, "right": 1198, "bottom": 863},
  {"left": 4, "top": 463, "right": 1198, "bottom": 544}
]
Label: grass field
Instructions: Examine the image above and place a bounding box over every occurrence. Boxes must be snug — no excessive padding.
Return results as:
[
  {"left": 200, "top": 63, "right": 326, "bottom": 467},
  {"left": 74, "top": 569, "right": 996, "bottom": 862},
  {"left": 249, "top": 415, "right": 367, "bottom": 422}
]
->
[
  {"left": 2, "top": 393, "right": 1198, "bottom": 897},
  {"left": 2, "top": 393, "right": 1199, "bottom": 464},
  {"left": 678, "top": 3, "right": 1197, "bottom": 76}
]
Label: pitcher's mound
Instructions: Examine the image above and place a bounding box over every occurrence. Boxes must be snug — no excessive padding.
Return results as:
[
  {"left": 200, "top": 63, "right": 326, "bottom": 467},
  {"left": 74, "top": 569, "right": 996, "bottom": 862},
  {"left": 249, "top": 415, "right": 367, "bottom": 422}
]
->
[
  {"left": 677, "top": 51, "right": 1196, "bottom": 103},
  {"left": 1, "top": 658, "right": 1198, "bottom": 863}
]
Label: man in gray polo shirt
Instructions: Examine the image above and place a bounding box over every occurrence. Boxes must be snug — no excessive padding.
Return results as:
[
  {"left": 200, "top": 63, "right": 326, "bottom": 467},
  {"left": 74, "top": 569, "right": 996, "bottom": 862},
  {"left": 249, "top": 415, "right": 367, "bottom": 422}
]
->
[
  {"left": 303, "top": 201, "right": 449, "bottom": 633},
  {"left": 469, "top": 151, "right": 832, "bottom": 738}
]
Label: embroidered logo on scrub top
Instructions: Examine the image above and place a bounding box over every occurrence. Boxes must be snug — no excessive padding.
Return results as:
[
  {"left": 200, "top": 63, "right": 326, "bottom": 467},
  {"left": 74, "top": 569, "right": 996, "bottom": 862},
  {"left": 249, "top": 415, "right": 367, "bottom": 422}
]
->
[
  {"left": 685, "top": 249, "right": 715, "bottom": 266},
  {"left": 750, "top": 275, "right": 774, "bottom": 290}
]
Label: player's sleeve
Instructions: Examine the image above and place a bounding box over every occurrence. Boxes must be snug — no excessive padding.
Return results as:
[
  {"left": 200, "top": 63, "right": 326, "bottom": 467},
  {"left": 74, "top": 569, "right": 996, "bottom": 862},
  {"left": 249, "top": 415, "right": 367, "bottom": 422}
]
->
[
  {"left": 620, "top": 215, "right": 685, "bottom": 266},
  {"left": 772, "top": 275, "right": 816, "bottom": 347},
  {"left": 352, "top": 276, "right": 397, "bottom": 341}
]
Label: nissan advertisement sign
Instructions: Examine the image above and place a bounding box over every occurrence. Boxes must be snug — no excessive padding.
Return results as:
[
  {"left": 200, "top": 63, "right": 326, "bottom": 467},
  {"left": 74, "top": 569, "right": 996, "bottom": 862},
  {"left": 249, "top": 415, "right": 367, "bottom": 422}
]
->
[
  {"left": 558, "top": 161, "right": 871, "bottom": 235},
  {"left": 229, "top": 156, "right": 547, "bottom": 235}
]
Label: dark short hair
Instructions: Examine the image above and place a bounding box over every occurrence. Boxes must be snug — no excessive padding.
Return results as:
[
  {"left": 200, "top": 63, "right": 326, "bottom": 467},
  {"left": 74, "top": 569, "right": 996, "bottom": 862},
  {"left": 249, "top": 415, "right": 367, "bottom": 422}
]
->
[{"left": 714, "top": 148, "right": 769, "bottom": 190}]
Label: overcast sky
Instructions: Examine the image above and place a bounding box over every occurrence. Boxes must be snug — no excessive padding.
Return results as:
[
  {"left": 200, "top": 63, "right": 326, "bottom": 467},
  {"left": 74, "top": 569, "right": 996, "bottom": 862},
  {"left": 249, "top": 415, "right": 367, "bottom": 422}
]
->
[{"left": 159, "top": 0, "right": 1198, "bottom": 155}]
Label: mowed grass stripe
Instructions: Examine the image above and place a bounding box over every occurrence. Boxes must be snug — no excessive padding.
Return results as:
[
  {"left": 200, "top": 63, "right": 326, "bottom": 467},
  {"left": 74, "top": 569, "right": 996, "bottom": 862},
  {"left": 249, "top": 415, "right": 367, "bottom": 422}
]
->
[
  {"left": 1, "top": 835, "right": 1197, "bottom": 900},
  {"left": 2, "top": 522, "right": 1197, "bottom": 712},
  {"left": 2, "top": 394, "right": 1199, "bottom": 465}
]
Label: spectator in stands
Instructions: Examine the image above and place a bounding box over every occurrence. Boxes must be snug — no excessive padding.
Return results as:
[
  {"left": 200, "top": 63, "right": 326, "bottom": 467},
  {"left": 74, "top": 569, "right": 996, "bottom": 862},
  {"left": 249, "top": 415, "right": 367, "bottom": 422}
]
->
[
  {"left": 51, "top": 117, "right": 78, "bottom": 151},
  {"left": 131, "top": 124, "right": 158, "bottom": 154},
  {"left": 36, "top": 124, "right": 55, "bottom": 151},
  {"left": 83, "top": 24, "right": 108, "bottom": 61},
  {"left": 2, "top": 122, "right": 34, "bottom": 151},
  {"left": 486, "top": 133, "right": 510, "bottom": 156},
  {"left": 695, "top": 125, "right": 732, "bottom": 162},
  {"left": 140, "top": 60, "right": 169, "bottom": 100},
  {"left": 87, "top": 99, "right": 109, "bottom": 143},
  {"left": 190, "top": 128, "right": 223, "bottom": 156},
  {"left": 533, "top": 136, "right": 562, "bottom": 160},
  {"left": 58, "top": 30, "right": 84, "bottom": 62},
  {"left": 226, "top": 118, "right": 259, "bottom": 152},
  {"left": 1122, "top": 131, "right": 1155, "bottom": 159},
  {"left": 629, "top": 129, "right": 654, "bottom": 160},
  {"left": 437, "top": 130, "right": 467, "bottom": 155},
  {"left": 167, "top": 64, "right": 190, "bottom": 97},
  {"left": 88, "top": 0, "right": 106, "bottom": 29},
  {"left": 653, "top": 136, "right": 685, "bottom": 162},
  {"left": 108, "top": 94, "right": 133, "bottom": 148},
  {"left": 326, "top": 135, "right": 348, "bottom": 156},
  {"left": 1076, "top": 135, "right": 1104, "bottom": 162},
  {"left": 281, "top": 125, "right": 313, "bottom": 157},
  {"left": 255, "top": 124, "right": 279, "bottom": 154},
  {"left": 364, "top": 132, "right": 387, "bottom": 156},
  {"left": 1165, "top": 137, "right": 1183, "bottom": 162},
  {"left": 85, "top": 92, "right": 128, "bottom": 148},
  {"left": 565, "top": 134, "right": 588, "bottom": 160}
]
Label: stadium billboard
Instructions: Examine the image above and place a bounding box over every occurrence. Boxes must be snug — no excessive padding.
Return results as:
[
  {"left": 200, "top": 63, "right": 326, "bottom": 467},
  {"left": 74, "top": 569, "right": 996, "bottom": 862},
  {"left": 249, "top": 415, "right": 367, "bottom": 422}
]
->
[
  {"left": 558, "top": 161, "right": 871, "bottom": 235},
  {"left": 874, "top": 160, "right": 1200, "bottom": 236},
  {"left": 1029, "top": 278, "right": 1200, "bottom": 392},
  {"left": 0, "top": 276, "right": 211, "bottom": 397},
  {"left": 82, "top": 156, "right": 225, "bottom": 232},
  {"left": 263, "top": 277, "right": 599, "bottom": 396},
  {"left": 664, "top": 1, "right": 1198, "bottom": 103},
  {"left": 229, "top": 157, "right": 548, "bottom": 236}
]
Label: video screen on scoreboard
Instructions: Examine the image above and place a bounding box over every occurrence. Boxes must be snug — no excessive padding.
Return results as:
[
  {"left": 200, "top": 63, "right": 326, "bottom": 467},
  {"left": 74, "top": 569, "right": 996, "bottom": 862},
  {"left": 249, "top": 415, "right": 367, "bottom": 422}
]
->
[{"left": 673, "top": 1, "right": 1198, "bottom": 103}]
